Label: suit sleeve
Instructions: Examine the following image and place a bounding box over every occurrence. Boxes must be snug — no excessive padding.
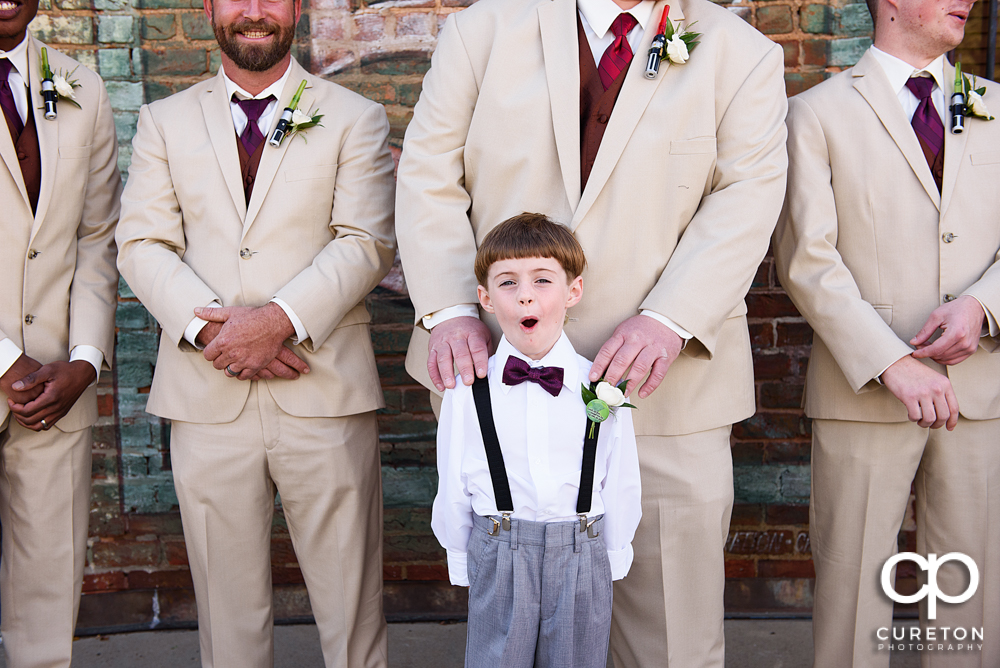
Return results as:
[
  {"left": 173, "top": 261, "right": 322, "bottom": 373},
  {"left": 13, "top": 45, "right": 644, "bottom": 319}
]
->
[
  {"left": 394, "top": 14, "right": 483, "bottom": 324},
  {"left": 68, "top": 77, "right": 122, "bottom": 370},
  {"left": 637, "top": 42, "right": 789, "bottom": 359},
  {"left": 116, "top": 104, "right": 222, "bottom": 350},
  {"left": 773, "top": 96, "right": 913, "bottom": 392},
  {"left": 272, "top": 102, "right": 396, "bottom": 351}
]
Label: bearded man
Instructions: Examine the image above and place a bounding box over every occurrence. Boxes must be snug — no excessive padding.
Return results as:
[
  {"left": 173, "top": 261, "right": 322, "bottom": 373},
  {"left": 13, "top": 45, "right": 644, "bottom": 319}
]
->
[{"left": 114, "top": 0, "right": 396, "bottom": 663}]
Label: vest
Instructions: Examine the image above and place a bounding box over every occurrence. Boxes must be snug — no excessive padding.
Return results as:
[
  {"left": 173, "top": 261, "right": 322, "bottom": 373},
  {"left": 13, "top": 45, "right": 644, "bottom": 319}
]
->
[
  {"left": 578, "top": 15, "right": 630, "bottom": 191},
  {"left": 5, "top": 98, "right": 42, "bottom": 214},
  {"left": 237, "top": 132, "right": 264, "bottom": 204}
]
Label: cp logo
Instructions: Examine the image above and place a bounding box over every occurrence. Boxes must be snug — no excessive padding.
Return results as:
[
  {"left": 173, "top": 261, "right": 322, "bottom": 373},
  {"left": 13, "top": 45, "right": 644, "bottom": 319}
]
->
[{"left": 881, "top": 552, "right": 979, "bottom": 620}]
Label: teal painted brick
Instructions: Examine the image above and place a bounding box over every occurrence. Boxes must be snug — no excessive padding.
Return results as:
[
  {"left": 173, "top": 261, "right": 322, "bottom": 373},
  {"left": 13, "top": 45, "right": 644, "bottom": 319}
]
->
[
  {"left": 138, "top": 0, "right": 199, "bottom": 7},
  {"left": 123, "top": 479, "right": 178, "bottom": 513},
  {"left": 119, "top": 422, "right": 152, "bottom": 448},
  {"left": 382, "top": 467, "right": 437, "bottom": 508},
  {"left": 119, "top": 277, "right": 136, "bottom": 298},
  {"left": 113, "top": 111, "right": 138, "bottom": 142},
  {"left": 29, "top": 15, "right": 95, "bottom": 44},
  {"left": 94, "top": 0, "right": 130, "bottom": 9},
  {"left": 54, "top": 0, "right": 91, "bottom": 10},
  {"left": 181, "top": 12, "right": 214, "bottom": 40},
  {"left": 115, "top": 301, "right": 154, "bottom": 329},
  {"left": 142, "top": 15, "right": 176, "bottom": 40},
  {"left": 800, "top": 4, "right": 832, "bottom": 34},
  {"left": 99, "top": 48, "right": 132, "bottom": 79},
  {"left": 836, "top": 3, "right": 873, "bottom": 36},
  {"left": 117, "top": 360, "right": 153, "bottom": 387},
  {"left": 734, "top": 465, "right": 782, "bottom": 504},
  {"left": 209, "top": 48, "right": 221, "bottom": 74},
  {"left": 780, "top": 466, "right": 811, "bottom": 500},
  {"left": 142, "top": 48, "right": 207, "bottom": 76},
  {"left": 98, "top": 15, "right": 134, "bottom": 44},
  {"left": 117, "top": 144, "right": 132, "bottom": 178},
  {"left": 106, "top": 80, "right": 144, "bottom": 110},
  {"left": 121, "top": 452, "right": 149, "bottom": 477},
  {"left": 829, "top": 36, "right": 872, "bottom": 66},
  {"left": 116, "top": 391, "right": 149, "bottom": 419},
  {"left": 117, "top": 330, "right": 159, "bottom": 359}
]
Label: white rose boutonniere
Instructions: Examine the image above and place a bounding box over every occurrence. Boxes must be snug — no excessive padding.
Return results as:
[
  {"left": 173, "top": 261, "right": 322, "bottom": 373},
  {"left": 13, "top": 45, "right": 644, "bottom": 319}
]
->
[
  {"left": 38, "top": 47, "right": 81, "bottom": 120},
  {"left": 665, "top": 34, "right": 690, "bottom": 65},
  {"left": 645, "top": 6, "right": 702, "bottom": 77},
  {"left": 268, "top": 80, "right": 325, "bottom": 147},
  {"left": 952, "top": 62, "right": 994, "bottom": 130},
  {"left": 581, "top": 379, "right": 637, "bottom": 438}
]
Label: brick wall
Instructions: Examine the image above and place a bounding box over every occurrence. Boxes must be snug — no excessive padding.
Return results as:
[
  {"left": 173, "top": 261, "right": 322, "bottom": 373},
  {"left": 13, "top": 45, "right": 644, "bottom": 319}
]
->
[{"left": 27, "top": 0, "right": 994, "bottom": 630}]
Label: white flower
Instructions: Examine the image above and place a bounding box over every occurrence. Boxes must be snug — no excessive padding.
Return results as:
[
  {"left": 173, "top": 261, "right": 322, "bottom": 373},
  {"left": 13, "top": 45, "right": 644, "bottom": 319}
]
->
[
  {"left": 291, "top": 108, "right": 312, "bottom": 126},
  {"left": 52, "top": 73, "right": 75, "bottom": 99},
  {"left": 666, "top": 35, "right": 689, "bottom": 65},
  {"left": 968, "top": 90, "right": 992, "bottom": 119},
  {"left": 595, "top": 381, "right": 626, "bottom": 407}
]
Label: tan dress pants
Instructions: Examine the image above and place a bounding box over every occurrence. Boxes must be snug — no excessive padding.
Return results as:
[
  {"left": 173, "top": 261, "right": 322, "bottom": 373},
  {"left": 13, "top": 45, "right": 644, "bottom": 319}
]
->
[
  {"left": 170, "top": 382, "right": 387, "bottom": 668},
  {"left": 811, "top": 417, "right": 1000, "bottom": 668},
  {"left": 610, "top": 427, "right": 734, "bottom": 668},
  {"left": 0, "top": 419, "right": 91, "bottom": 668}
]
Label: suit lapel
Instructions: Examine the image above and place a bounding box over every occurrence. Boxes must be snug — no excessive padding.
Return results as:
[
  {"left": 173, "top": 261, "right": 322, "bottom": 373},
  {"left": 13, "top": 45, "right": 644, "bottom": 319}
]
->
[
  {"left": 244, "top": 64, "right": 308, "bottom": 236},
  {"left": 852, "top": 51, "right": 940, "bottom": 210},
  {"left": 538, "top": 0, "right": 582, "bottom": 213},
  {"left": 28, "top": 38, "right": 59, "bottom": 232},
  {"left": 0, "top": 40, "right": 32, "bottom": 213},
  {"left": 940, "top": 59, "right": 968, "bottom": 217},
  {"left": 201, "top": 71, "right": 248, "bottom": 221},
  {"left": 571, "top": 0, "right": 678, "bottom": 230}
]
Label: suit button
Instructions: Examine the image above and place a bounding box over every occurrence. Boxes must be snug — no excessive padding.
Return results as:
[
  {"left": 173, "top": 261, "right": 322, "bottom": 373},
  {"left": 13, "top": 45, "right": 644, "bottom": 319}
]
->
[
  {"left": 24, "top": 315, "right": 34, "bottom": 325},
  {"left": 240, "top": 248, "right": 253, "bottom": 260},
  {"left": 943, "top": 294, "right": 957, "bottom": 303},
  {"left": 27, "top": 250, "right": 39, "bottom": 259},
  {"left": 942, "top": 233, "right": 956, "bottom": 243}
]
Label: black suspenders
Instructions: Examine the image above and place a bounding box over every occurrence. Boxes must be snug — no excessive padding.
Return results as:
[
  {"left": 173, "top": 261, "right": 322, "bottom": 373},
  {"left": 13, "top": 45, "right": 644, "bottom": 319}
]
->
[{"left": 471, "top": 375, "right": 602, "bottom": 535}]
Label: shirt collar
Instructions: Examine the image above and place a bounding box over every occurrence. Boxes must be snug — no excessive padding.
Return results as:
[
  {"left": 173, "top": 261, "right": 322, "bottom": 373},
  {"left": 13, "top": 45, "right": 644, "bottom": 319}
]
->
[
  {"left": 869, "top": 46, "right": 947, "bottom": 97},
  {"left": 221, "top": 60, "right": 292, "bottom": 103},
  {"left": 577, "top": 0, "right": 654, "bottom": 39},
  {"left": 495, "top": 332, "right": 580, "bottom": 396},
  {"left": 0, "top": 34, "right": 31, "bottom": 85}
]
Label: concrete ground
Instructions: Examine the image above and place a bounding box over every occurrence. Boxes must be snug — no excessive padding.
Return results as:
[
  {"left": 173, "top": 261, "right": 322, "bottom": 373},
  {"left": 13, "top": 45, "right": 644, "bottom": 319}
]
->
[{"left": 0, "top": 619, "right": 925, "bottom": 667}]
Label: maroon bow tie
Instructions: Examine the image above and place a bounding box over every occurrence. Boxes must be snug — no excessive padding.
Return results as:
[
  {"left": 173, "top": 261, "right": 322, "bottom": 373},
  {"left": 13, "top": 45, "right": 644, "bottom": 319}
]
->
[{"left": 501, "top": 356, "right": 564, "bottom": 397}]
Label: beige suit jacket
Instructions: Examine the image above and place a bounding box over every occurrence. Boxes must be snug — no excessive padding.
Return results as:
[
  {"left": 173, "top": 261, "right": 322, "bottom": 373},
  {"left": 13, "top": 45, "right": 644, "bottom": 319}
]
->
[
  {"left": 774, "top": 50, "right": 1000, "bottom": 422},
  {"left": 396, "top": 0, "right": 787, "bottom": 436},
  {"left": 116, "top": 58, "right": 396, "bottom": 424},
  {"left": 0, "top": 37, "right": 121, "bottom": 431}
]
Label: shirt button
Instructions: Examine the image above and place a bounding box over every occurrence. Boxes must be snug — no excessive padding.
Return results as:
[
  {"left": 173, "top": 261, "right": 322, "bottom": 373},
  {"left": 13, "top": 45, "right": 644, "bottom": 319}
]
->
[
  {"left": 598, "top": 114, "right": 609, "bottom": 124},
  {"left": 942, "top": 233, "right": 956, "bottom": 243},
  {"left": 27, "top": 250, "right": 39, "bottom": 259},
  {"left": 240, "top": 248, "right": 253, "bottom": 260},
  {"left": 24, "top": 314, "right": 34, "bottom": 325},
  {"left": 17, "top": 152, "right": 26, "bottom": 161}
]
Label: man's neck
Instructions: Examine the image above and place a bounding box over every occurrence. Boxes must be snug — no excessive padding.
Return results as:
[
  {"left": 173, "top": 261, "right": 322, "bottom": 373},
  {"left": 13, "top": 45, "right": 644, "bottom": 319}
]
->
[
  {"left": 873, "top": 27, "right": 945, "bottom": 70},
  {"left": 220, "top": 53, "right": 292, "bottom": 96},
  {"left": 0, "top": 31, "right": 28, "bottom": 55},
  {"left": 610, "top": 0, "right": 642, "bottom": 10}
]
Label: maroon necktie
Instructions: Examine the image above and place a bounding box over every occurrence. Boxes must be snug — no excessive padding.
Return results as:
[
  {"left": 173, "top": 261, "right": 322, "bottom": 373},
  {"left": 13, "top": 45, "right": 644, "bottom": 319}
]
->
[
  {"left": 905, "top": 76, "right": 944, "bottom": 176},
  {"left": 0, "top": 58, "right": 24, "bottom": 142},
  {"left": 598, "top": 13, "right": 638, "bottom": 91},
  {"left": 501, "top": 356, "right": 564, "bottom": 397},
  {"left": 234, "top": 94, "right": 274, "bottom": 156}
]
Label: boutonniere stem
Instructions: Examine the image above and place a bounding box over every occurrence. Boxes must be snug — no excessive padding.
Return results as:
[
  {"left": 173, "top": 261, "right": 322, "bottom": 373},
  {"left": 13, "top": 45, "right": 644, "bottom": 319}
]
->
[{"left": 269, "top": 79, "right": 306, "bottom": 148}]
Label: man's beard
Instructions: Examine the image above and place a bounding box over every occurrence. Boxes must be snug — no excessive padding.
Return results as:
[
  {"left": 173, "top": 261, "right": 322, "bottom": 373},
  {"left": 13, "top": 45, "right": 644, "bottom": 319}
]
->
[{"left": 213, "top": 18, "right": 294, "bottom": 72}]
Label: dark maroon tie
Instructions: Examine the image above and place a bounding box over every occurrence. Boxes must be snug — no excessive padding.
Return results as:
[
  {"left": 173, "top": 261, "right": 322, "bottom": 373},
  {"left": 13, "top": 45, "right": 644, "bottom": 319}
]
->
[
  {"left": 501, "top": 356, "right": 564, "bottom": 397},
  {"left": 0, "top": 58, "right": 25, "bottom": 142},
  {"left": 598, "top": 13, "right": 638, "bottom": 91},
  {"left": 905, "top": 76, "right": 944, "bottom": 175},
  {"left": 233, "top": 94, "right": 274, "bottom": 156}
]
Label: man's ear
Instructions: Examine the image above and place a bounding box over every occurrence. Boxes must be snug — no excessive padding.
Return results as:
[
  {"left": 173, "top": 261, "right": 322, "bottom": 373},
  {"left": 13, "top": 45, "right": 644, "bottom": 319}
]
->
[
  {"left": 293, "top": 0, "right": 302, "bottom": 26},
  {"left": 565, "top": 275, "right": 583, "bottom": 309},
  {"left": 477, "top": 285, "right": 494, "bottom": 313},
  {"left": 204, "top": 0, "right": 213, "bottom": 23}
]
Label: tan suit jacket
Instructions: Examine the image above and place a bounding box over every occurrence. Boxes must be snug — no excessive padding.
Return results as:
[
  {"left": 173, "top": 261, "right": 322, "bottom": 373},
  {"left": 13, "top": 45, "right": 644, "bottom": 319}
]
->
[
  {"left": 0, "top": 37, "right": 121, "bottom": 431},
  {"left": 396, "top": 0, "right": 788, "bottom": 437},
  {"left": 774, "top": 50, "right": 1000, "bottom": 422},
  {"left": 116, "top": 58, "right": 395, "bottom": 423}
]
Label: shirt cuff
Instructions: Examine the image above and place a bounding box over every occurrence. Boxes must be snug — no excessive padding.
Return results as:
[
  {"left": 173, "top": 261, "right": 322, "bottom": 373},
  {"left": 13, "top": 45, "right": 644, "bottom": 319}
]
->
[
  {"left": 967, "top": 295, "right": 998, "bottom": 338},
  {"left": 0, "top": 338, "right": 24, "bottom": 378},
  {"left": 184, "top": 300, "right": 222, "bottom": 350},
  {"left": 640, "top": 311, "right": 693, "bottom": 342},
  {"left": 607, "top": 545, "right": 634, "bottom": 581},
  {"left": 69, "top": 345, "right": 104, "bottom": 386},
  {"left": 422, "top": 304, "right": 480, "bottom": 330},
  {"left": 269, "top": 298, "right": 308, "bottom": 345},
  {"left": 446, "top": 550, "right": 470, "bottom": 587}
]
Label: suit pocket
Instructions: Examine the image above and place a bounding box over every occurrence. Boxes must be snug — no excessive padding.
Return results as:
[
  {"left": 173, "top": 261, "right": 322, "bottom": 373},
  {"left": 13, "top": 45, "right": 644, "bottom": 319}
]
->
[
  {"left": 971, "top": 151, "right": 1000, "bottom": 166},
  {"left": 285, "top": 164, "right": 337, "bottom": 182},
  {"left": 873, "top": 304, "right": 892, "bottom": 325},
  {"left": 58, "top": 145, "right": 92, "bottom": 160},
  {"left": 669, "top": 138, "right": 717, "bottom": 155}
]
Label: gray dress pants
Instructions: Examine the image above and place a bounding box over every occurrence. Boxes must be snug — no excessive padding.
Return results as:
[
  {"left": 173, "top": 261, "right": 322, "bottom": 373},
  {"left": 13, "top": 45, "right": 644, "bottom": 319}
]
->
[{"left": 465, "top": 514, "right": 613, "bottom": 668}]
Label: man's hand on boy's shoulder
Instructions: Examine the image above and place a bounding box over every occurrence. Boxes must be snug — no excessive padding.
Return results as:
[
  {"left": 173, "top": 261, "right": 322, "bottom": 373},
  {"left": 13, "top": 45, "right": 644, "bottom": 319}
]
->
[
  {"left": 590, "top": 315, "right": 683, "bottom": 400},
  {"left": 428, "top": 317, "right": 493, "bottom": 391}
]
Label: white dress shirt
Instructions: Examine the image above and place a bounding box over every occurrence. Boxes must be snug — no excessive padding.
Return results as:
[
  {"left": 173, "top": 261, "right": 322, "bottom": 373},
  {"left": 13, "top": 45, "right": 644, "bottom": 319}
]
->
[
  {"left": 181, "top": 62, "right": 310, "bottom": 348},
  {"left": 432, "top": 333, "right": 642, "bottom": 586},
  {"left": 0, "top": 36, "right": 103, "bottom": 381}
]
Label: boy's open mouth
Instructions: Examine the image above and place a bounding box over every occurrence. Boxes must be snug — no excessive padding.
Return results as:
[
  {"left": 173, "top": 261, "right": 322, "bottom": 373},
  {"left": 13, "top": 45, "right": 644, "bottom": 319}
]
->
[{"left": 520, "top": 317, "right": 538, "bottom": 330}]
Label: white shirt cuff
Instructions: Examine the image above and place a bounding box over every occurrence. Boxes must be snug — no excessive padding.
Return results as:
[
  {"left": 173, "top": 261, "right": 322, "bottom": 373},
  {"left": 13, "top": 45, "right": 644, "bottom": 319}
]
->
[
  {"left": 967, "top": 295, "right": 998, "bottom": 338},
  {"left": 422, "top": 304, "right": 480, "bottom": 330},
  {"left": 270, "top": 297, "right": 308, "bottom": 344},
  {"left": 446, "top": 550, "right": 469, "bottom": 587},
  {"left": 640, "top": 311, "right": 693, "bottom": 340},
  {"left": 0, "top": 338, "right": 24, "bottom": 378},
  {"left": 184, "top": 300, "right": 222, "bottom": 349},
  {"left": 607, "top": 545, "right": 634, "bottom": 581},
  {"left": 69, "top": 345, "right": 104, "bottom": 386}
]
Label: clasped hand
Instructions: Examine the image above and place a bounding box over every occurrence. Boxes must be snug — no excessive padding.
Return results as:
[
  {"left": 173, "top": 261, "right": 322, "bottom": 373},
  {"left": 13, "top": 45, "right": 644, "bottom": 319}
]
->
[
  {"left": 1, "top": 354, "right": 95, "bottom": 431},
  {"left": 195, "top": 304, "right": 310, "bottom": 381}
]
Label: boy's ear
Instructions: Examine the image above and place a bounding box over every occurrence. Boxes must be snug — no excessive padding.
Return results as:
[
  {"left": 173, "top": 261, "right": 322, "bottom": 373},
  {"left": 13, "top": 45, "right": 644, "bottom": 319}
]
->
[
  {"left": 565, "top": 275, "right": 583, "bottom": 309},
  {"left": 477, "top": 285, "right": 494, "bottom": 313}
]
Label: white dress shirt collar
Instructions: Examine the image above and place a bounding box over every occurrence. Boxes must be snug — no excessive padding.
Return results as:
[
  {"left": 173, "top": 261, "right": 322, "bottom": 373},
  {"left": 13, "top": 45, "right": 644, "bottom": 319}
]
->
[
  {"left": 221, "top": 60, "right": 292, "bottom": 104},
  {"left": 1, "top": 35, "right": 31, "bottom": 124},
  {"left": 0, "top": 33, "right": 30, "bottom": 83},
  {"left": 494, "top": 333, "right": 580, "bottom": 396},
  {"left": 870, "top": 47, "right": 947, "bottom": 98},
  {"left": 577, "top": 0, "right": 654, "bottom": 39}
]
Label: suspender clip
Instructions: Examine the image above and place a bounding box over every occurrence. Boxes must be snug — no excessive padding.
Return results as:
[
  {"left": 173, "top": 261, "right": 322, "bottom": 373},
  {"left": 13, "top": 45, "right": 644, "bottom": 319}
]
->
[
  {"left": 579, "top": 513, "right": 599, "bottom": 537},
  {"left": 501, "top": 512, "right": 512, "bottom": 532}
]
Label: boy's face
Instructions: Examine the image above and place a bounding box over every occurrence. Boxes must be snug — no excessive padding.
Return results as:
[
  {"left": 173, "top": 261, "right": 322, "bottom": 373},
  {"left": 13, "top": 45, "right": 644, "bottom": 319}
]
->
[{"left": 477, "top": 256, "right": 582, "bottom": 361}]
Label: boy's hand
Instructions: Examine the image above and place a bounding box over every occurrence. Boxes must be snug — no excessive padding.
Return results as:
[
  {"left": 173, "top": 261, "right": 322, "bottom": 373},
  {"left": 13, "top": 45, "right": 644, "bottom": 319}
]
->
[
  {"left": 591, "top": 315, "right": 683, "bottom": 399},
  {"left": 427, "top": 317, "right": 492, "bottom": 391}
]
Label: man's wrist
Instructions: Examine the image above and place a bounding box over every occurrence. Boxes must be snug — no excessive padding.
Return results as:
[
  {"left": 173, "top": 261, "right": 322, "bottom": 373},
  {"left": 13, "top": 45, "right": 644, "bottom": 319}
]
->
[
  {"left": 69, "top": 345, "right": 104, "bottom": 386},
  {"left": 0, "top": 339, "right": 24, "bottom": 378},
  {"left": 422, "top": 304, "right": 479, "bottom": 330}
]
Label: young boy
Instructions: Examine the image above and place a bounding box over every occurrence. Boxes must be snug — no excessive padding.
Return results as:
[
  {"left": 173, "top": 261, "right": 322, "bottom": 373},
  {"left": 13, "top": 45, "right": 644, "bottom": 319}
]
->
[{"left": 431, "top": 213, "right": 641, "bottom": 668}]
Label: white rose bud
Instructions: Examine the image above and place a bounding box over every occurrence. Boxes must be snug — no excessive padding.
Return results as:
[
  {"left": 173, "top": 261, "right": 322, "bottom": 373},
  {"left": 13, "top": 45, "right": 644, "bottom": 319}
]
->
[
  {"left": 968, "top": 90, "right": 992, "bottom": 119},
  {"left": 291, "top": 109, "right": 312, "bottom": 126},
  {"left": 595, "top": 381, "right": 626, "bottom": 407},
  {"left": 666, "top": 35, "right": 689, "bottom": 65},
  {"left": 53, "top": 74, "right": 75, "bottom": 99}
]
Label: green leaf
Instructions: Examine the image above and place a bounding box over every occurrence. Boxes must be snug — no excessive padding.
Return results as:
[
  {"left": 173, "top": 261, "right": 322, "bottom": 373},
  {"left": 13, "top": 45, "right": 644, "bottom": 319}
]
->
[
  {"left": 616, "top": 379, "right": 628, "bottom": 393},
  {"left": 581, "top": 383, "right": 597, "bottom": 404},
  {"left": 621, "top": 402, "right": 637, "bottom": 409},
  {"left": 663, "top": 17, "right": 674, "bottom": 40}
]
